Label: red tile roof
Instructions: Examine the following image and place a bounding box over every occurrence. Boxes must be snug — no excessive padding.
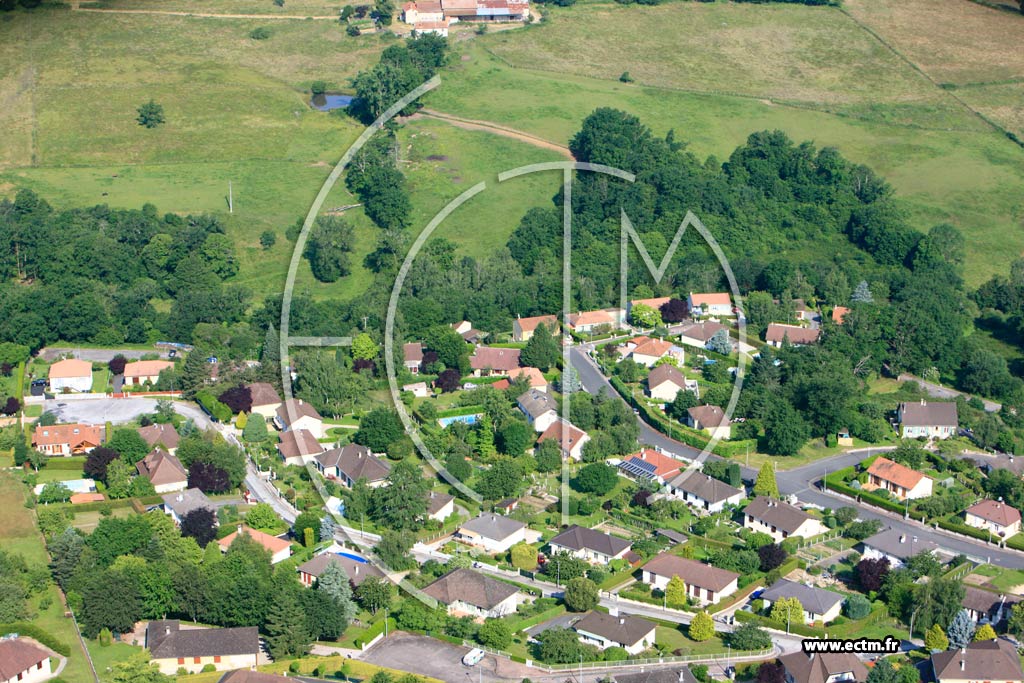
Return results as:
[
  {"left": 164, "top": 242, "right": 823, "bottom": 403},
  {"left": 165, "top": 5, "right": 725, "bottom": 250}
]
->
[
  {"left": 32, "top": 423, "right": 102, "bottom": 448},
  {"left": 218, "top": 526, "right": 292, "bottom": 555},
  {"left": 866, "top": 457, "right": 926, "bottom": 491},
  {"left": 48, "top": 358, "right": 92, "bottom": 379}
]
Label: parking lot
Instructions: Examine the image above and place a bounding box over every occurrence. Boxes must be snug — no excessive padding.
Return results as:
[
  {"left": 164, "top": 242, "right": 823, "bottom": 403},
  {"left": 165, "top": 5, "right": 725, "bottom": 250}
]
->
[
  {"left": 362, "top": 633, "right": 537, "bottom": 683},
  {"left": 45, "top": 397, "right": 212, "bottom": 429}
]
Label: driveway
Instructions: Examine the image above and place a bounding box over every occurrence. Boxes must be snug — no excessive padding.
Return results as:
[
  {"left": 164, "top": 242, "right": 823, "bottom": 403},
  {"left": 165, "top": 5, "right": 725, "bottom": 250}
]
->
[
  {"left": 44, "top": 397, "right": 213, "bottom": 429},
  {"left": 524, "top": 612, "right": 579, "bottom": 637}
]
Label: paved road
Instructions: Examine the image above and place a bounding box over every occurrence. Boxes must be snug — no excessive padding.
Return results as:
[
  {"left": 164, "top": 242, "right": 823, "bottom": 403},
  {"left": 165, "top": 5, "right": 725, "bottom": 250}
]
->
[{"left": 897, "top": 373, "right": 1001, "bottom": 413}]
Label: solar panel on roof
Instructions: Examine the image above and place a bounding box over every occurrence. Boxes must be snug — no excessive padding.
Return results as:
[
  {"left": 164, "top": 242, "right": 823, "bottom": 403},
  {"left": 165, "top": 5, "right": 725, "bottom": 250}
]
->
[{"left": 618, "top": 457, "right": 658, "bottom": 479}]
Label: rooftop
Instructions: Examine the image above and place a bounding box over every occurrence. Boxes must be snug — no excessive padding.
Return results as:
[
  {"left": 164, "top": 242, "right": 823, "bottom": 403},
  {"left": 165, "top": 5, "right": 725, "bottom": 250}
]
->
[
  {"left": 218, "top": 526, "right": 292, "bottom": 556},
  {"left": 687, "top": 405, "right": 729, "bottom": 428},
  {"left": 861, "top": 527, "right": 939, "bottom": 560},
  {"left": 316, "top": 444, "right": 391, "bottom": 482},
  {"left": 0, "top": 637, "right": 51, "bottom": 679},
  {"left": 138, "top": 422, "right": 180, "bottom": 450},
  {"left": 48, "top": 358, "right": 92, "bottom": 379},
  {"left": 423, "top": 568, "right": 519, "bottom": 610},
  {"left": 667, "top": 471, "right": 743, "bottom": 504},
  {"left": 276, "top": 398, "right": 323, "bottom": 426},
  {"left": 642, "top": 553, "right": 739, "bottom": 591},
  {"left": 574, "top": 611, "right": 655, "bottom": 646},
  {"left": 514, "top": 314, "right": 559, "bottom": 333},
  {"left": 136, "top": 448, "right": 188, "bottom": 487},
  {"left": 32, "top": 423, "right": 102, "bottom": 447},
  {"left": 760, "top": 579, "right": 844, "bottom": 617},
  {"left": 765, "top": 323, "right": 820, "bottom": 345},
  {"left": 162, "top": 488, "right": 214, "bottom": 518},
  {"left": 549, "top": 525, "right": 631, "bottom": 557},
  {"left": 147, "top": 620, "right": 259, "bottom": 660},
  {"left": 277, "top": 428, "right": 324, "bottom": 460},
  {"left": 931, "top": 640, "right": 1023, "bottom": 681},
  {"left": 744, "top": 496, "right": 815, "bottom": 534},
  {"left": 647, "top": 363, "right": 687, "bottom": 390},
  {"left": 866, "top": 457, "right": 927, "bottom": 491},
  {"left": 296, "top": 553, "right": 384, "bottom": 586},
  {"left": 899, "top": 399, "right": 958, "bottom": 428},
  {"left": 517, "top": 388, "right": 557, "bottom": 419},
  {"left": 470, "top": 347, "right": 521, "bottom": 372},
  {"left": 459, "top": 513, "right": 527, "bottom": 541},
  {"left": 689, "top": 292, "right": 731, "bottom": 306},
  {"left": 246, "top": 381, "right": 282, "bottom": 407},
  {"left": 404, "top": 342, "right": 424, "bottom": 363},
  {"left": 123, "top": 359, "right": 174, "bottom": 378},
  {"left": 618, "top": 448, "right": 685, "bottom": 480},
  {"left": 966, "top": 499, "right": 1022, "bottom": 527},
  {"left": 778, "top": 651, "right": 868, "bottom": 683}
]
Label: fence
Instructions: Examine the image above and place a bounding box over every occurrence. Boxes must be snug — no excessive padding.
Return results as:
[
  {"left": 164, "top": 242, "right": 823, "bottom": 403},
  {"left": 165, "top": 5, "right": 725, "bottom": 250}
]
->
[{"left": 534, "top": 648, "right": 775, "bottom": 672}]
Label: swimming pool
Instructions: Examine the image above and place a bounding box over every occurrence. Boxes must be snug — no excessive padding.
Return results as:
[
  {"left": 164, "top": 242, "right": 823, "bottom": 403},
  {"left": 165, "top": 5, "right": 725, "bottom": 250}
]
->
[{"left": 437, "top": 414, "right": 481, "bottom": 428}]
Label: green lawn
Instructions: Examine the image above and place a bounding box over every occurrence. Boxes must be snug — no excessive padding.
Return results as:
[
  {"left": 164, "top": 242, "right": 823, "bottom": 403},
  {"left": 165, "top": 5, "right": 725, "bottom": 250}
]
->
[
  {"left": 982, "top": 567, "right": 1024, "bottom": 592},
  {"left": 654, "top": 625, "right": 732, "bottom": 656}
]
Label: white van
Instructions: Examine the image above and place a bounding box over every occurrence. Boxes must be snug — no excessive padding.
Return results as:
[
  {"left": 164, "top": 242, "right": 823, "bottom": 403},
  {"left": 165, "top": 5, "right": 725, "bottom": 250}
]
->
[{"left": 462, "top": 648, "right": 485, "bottom": 666}]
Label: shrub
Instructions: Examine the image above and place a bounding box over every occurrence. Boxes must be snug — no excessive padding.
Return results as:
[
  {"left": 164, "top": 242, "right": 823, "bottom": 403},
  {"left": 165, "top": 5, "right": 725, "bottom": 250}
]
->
[
  {"left": 136, "top": 100, "right": 165, "bottom": 128},
  {"left": 250, "top": 26, "right": 272, "bottom": 39}
]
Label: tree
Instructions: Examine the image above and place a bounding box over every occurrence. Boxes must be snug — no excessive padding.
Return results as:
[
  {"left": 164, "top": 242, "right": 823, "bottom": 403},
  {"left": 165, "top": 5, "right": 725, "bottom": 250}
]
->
[
  {"left": 352, "top": 333, "right": 380, "bottom": 361},
  {"left": 188, "top": 461, "right": 231, "bottom": 493},
  {"left": 84, "top": 447, "right": 120, "bottom": 484},
  {"left": 477, "top": 618, "right": 512, "bottom": 649},
  {"left": 521, "top": 323, "right": 559, "bottom": 371},
  {"left": 542, "top": 552, "right": 588, "bottom": 583},
  {"left": 630, "top": 303, "right": 661, "bottom": 328},
  {"left": 304, "top": 215, "right": 354, "bottom": 283},
  {"left": 534, "top": 439, "right": 562, "bottom": 473},
  {"left": 665, "top": 575, "right": 688, "bottom": 608},
  {"left": 38, "top": 482, "right": 71, "bottom": 504},
  {"left": 436, "top": 368, "right": 461, "bottom": 393},
  {"left": 180, "top": 350, "right": 210, "bottom": 398},
  {"left": 707, "top": 329, "right": 732, "bottom": 355},
  {"left": 855, "top": 557, "right": 890, "bottom": 593},
  {"left": 536, "top": 627, "right": 585, "bottom": 664},
  {"left": 1010, "top": 602, "right": 1024, "bottom": 638},
  {"left": 477, "top": 458, "right": 521, "bottom": 500},
  {"left": 947, "top": 609, "right": 975, "bottom": 649},
  {"left": 973, "top": 623, "right": 996, "bottom": 641},
  {"left": 770, "top": 597, "right": 804, "bottom": 626},
  {"left": 497, "top": 420, "right": 533, "bottom": 457},
  {"left": 293, "top": 511, "right": 321, "bottom": 544},
  {"left": 563, "top": 577, "right": 598, "bottom": 612},
  {"left": 373, "top": 0, "right": 394, "bottom": 24},
  {"left": 866, "top": 659, "right": 897, "bottom": 683},
  {"left": 845, "top": 519, "right": 882, "bottom": 541},
  {"left": 242, "top": 413, "right": 269, "bottom": 443},
  {"left": 728, "top": 623, "right": 771, "bottom": 650},
  {"left": 354, "top": 408, "right": 404, "bottom": 452},
  {"left": 0, "top": 396, "right": 19, "bottom": 416},
  {"left": 660, "top": 299, "right": 690, "bottom": 323},
  {"left": 264, "top": 590, "right": 311, "bottom": 659},
  {"left": 320, "top": 515, "right": 337, "bottom": 542},
  {"left": 110, "top": 653, "right": 171, "bottom": 683},
  {"left": 511, "top": 543, "right": 538, "bottom": 570},
  {"left": 245, "top": 503, "right": 278, "bottom": 530},
  {"left": 136, "top": 100, "right": 165, "bottom": 128},
  {"left": 80, "top": 569, "right": 143, "bottom": 637},
  {"left": 763, "top": 401, "right": 809, "bottom": 455},
  {"left": 689, "top": 610, "right": 715, "bottom": 642},
  {"left": 572, "top": 463, "right": 618, "bottom": 495},
  {"left": 106, "top": 428, "right": 150, "bottom": 465},
  {"left": 180, "top": 507, "right": 218, "bottom": 547},
  {"left": 355, "top": 576, "right": 392, "bottom": 614},
  {"left": 851, "top": 280, "right": 874, "bottom": 304},
  {"left": 260, "top": 230, "right": 276, "bottom": 249},
  {"left": 924, "top": 623, "right": 948, "bottom": 651},
  {"left": 753, "top": 462, "right": 779, "bottom": 498},
  {"left": 370, "top": 460, "right": 429, "bottom": 530},
  {"left": 667, "top": 389, "right": 698, "bottom": 421},
  {"left": 316, "top": 560, "right": 357, "bottom": 627},
  {"left": 757, "top": 661, "right": 786, "bottom": 683},
  {"left": 757, "top": 543, "right": 787, "bottom": 572},
  {"left": 844, "top": 594, "right": 871, "bottom": 619}
]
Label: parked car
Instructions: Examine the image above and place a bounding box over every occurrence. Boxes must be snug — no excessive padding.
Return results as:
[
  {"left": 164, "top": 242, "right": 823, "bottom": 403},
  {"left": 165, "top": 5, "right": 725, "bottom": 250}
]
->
[{"left": 462, "top": 649, "right": 485, "bottom": 667}]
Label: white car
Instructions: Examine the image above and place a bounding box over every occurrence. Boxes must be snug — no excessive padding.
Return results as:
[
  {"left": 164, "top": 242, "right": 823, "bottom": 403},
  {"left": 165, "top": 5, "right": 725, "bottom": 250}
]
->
[{"left": 462, "top": 648, "right": 485, "bottom": 666}]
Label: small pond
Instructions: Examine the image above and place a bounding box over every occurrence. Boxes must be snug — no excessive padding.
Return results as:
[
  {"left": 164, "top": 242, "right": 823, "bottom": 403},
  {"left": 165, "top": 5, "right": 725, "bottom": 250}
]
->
[{"left": 311, "top": 93, "right": 354, "bottom": 111}]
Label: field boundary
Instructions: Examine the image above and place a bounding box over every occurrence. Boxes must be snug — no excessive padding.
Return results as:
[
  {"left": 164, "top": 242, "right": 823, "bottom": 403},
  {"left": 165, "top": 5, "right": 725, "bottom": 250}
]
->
[{"left": 71, "top": 6, "right": 339, "bottom": 19}]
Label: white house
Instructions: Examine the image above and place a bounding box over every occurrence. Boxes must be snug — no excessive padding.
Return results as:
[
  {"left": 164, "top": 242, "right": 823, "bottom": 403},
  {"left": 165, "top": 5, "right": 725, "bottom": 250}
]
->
[
  {"left": 146, "top": 621, "right": 259, "bottom": 675},
  {"left": 423, "top": 568, "right": 524, "bottom": 619},
  {"left": 965, "top": 500, "right": 1022, "bottom": 538},
  {"left": 743, "top": 496, "right": 828, "bottom": 542},
  {"left": 688, "top": 293, "right": 733, "bottom": 318},
  {"left": 629, "top": 339, "right": 683, "bottom": 368},
  {"left": 315, "top": 444, "right": 391, "bottom": 488},
  {"left": 548, "top": 525, "right": 633, "bottom": 565},
  {"left": 573, "top": 611, "right": 656, "bottom": 655},
  {"left": 276, "top": 428, "right": 325, "bottom": 466},
  {"left": 123, "top": 360, "right": 175, "bottom": 386},
  {"left": 617, "top": 448, "right": 684, "bottom": 486},
  {"left": 865, "top": 457, "right": 933, "bottom": 500},
  {"left": 765, "top": 324, "right": 820, "bottom": 348},
  {"left": 930, "top": 640, "right": 1023, "bottom": 683},
  {"left": 403, "top": 381, "right": 431, "bottom": 398},
  {"left": 426, "top": 490, "right": 455, "bottom": 522},
  {"left": 898, "top": 400, "right": 958, "bottom": 440},
  {"left": 403, "top": 342, "right": 424, "bottom": 374},
  {"left": 676, "top": 321, "right": 730, "bottom": 349},
  {"left": 640, "top": 553, "right": 739, "bottom": 605},
  {"left": 135, "top": 448, "right": 188, "bottom": 494},
  {"left": 162, "top": 488, "right": 215, "bottom": 526},
  {"left": 517, "top": 388, "right": 558, "bottom": 432},
  {"left": 667, "top": 471, "right": 744, "bottom": 513},
  {"left": 0, "top": 636, "right": 53, "bottom": 683},
  {"left": 47, "top": 358, "right": 93, "bottom": 393},
  {"left": 246, "top": 382, "right": 282, "bottom": 419},
  {"left": 274, "top": 399, "right": 325, "bottom": 439},
  {"left": 32, "top": 423, "right": 103, "bottom": 456},
  {"left": 455, "top": 513, "right": 527, "bottom": 554},
  {"left": 646, "top": 364, "right": 688, "bottom": 402},
  {"left": 759, "top": 579, "right": 844, "bottom": 624},
  {"left": 538, "top": 419, "right": 589, "bottom": 461},
  {"left": 686, "top": 405, "right": 731, "bottom": 440},
  {"left": 512, "top": 315, "right": 559, "bottom": 342},
  {"left": 779, "top": 651, "right": 867, "bottom": 683}
]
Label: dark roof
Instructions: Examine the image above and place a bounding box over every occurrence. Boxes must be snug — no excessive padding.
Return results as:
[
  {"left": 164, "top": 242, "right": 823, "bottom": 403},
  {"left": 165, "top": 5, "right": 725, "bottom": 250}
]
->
[
  {"left": 136, "top": 448, "right": 188, "bottom": 486},
  {"left": 647, "top": 363, "right": 687, "bottom": 390},
  {"left": 573, "top": 611, "right": 655, "bottom": 647},
  {"left": 317, "top": 444, "right": 391, "bottom": 482},
  {"left": 779, "top": 651, "right": 868, "bottom": 683},
  {"left": 0, "top": 637, "right": 51, "bottom": 679},
  {"left": 687, "top": 405, "right": 729, "bottom": 428},
  {"left": 655, "top": 528, "right": 688, "bottom": 545},
  {"left": 518, "top": 388, "right": 557, "bottom": 419},
  {"left": 642, "top": 554, "right": 739, "bottom": 592},
  {"left": 860, "top": 528, "right": 940, "bottom": 561},
  {"left": 219, "top": 671, "right": 290, "bottom": 683},
  {"left": 961, "top": 585, "right": 1022, "bottom": 620},
  {"left": 931, "top": 640, "right": 1023, "bottom": 682},
  {"left": 426, "top": 490, "right": 455, "bottom": 516},
  {"left": 470, "top": 347, "right": 521, "bottom": 372},
  {"left": 549, "top": 525, "right": 631, "bottom": 557},
  {"left": 138, "top": 423, "right": 180, "bottom": 450},
  {"left": 459, "top": 513, "right": 526, "bottom": 541},
  {"left": 668, "top": 471, "right": 742, "bottom": 504},
  {"left": 246, "top": 382, "right": 281, "bottom": 407},
  {"left": 677, "top": 321, "right": 728, "bottom": 343},
  {"left": 403, "top": 342, "right": 423, "bottom": 363},
  {"left": 423, "top": 568, "right": 519, "bottom": 610},
  {"left": 296, "top": 553, "right": 384, "bottom": 587},
  {"left": 162, "top": 488, "right": 214, "bottom": 518},
  {"left": 614, "top": 669, "right": 699, "bottom": 683},
  {"left": 277, "top": 428, "right": 323, "bottom": 460},
  {"left": 899, "top": 400, "right": 958, "bottom": 428},
  {"left": 147, "top": 621, "right": 259, "bottom": 659},
  {"left": 760, "top": 579, "right": 843, "bottom": 617},
  {"left": 744, "top": 496, "right": 814, "bottom": 534}
]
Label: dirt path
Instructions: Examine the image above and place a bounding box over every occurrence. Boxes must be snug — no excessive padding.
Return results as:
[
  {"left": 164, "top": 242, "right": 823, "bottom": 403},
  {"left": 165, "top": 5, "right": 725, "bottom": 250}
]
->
[
  {"left": 72, "top": 7, "right": 338, "bottom": 19},
  {"left": 412, "top": 109, "right": 573, "bottom": 158}
]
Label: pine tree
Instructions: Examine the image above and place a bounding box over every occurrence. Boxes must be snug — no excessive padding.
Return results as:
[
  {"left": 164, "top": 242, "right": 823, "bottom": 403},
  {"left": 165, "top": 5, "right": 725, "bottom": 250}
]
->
[
  {"left": 521, "top": 323, "right": 559, "bottom": 371},
  {"left": 264, "top": 591, "right": 311, "bottom": 659},
  {"left": 180, "top": 350, "right": 210, "bottom": 398},
  {"left": 924, "top": 623, "right": 948, "bottom": 651},
  {"left": 947, "top": 609, "right": 975, "bottom": 649},
  {"left": 665, "top": 575, "right": 688, "bottom": 608},
  {"left": 689, "top": 610, "right": 715, "bottom": 642},
  {"left": 973, "top": 623, "right": 996, "bottom": 641},
  {"left": 317, "top": 560, "right": 357, "bottom": 627},
  {"left": 851, "top": 280, "right": 874, "bottom": 304},
  {"left": 242, "top": 413, "right": 269, "bottom": 443},
  {"left": 320, "top": 515, "right": 338, "bottom": 542},
  {"left": 753, "top": 462, "right": 779, "bottom": 498},
  {"left": 235, "top": 411, "right": 248, "bottom": 430}
]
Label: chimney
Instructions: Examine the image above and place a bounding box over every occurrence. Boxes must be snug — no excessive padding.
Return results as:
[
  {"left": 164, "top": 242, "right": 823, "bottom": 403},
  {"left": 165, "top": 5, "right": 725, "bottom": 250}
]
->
[
  {"left": 912, "top": 536, "right": 918, "bottom": 544},
  {"left": 899, "top": 534, "right": 906, "bottom": 544},
  {"left": 608, "top": 606, "right": 618, "bottom": 617},
  {"left": 619, "top": 618, "right": 625, "bottom": 625},
  {"left": 165, "top": 625, "right": 171, "bottom": 636},
  {"left": 960, "top": 657, "right": 965, "bottom": 672},
  {"left": 176, "top": 494, "right": 183, "bottom": 503}
]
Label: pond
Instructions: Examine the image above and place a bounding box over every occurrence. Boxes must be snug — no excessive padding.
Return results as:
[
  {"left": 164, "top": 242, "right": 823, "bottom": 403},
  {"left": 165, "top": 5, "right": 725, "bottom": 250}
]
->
[{"left": 310, "top": 93, "right": 354, "bottom": 111}]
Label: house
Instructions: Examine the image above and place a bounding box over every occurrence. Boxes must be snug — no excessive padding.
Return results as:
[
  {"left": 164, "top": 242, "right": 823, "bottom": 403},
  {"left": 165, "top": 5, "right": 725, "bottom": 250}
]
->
[
  {"left": 453, "top": 321, "right": 485, "bottom": 344},
  {"left": 296, "top": 552, "right": 385, "bottom": 588},
  {"left": 517, "top": 388, "right": 558, "bottom": 433},
  {"left": 0, "top": 636, "right": 53, "bottom": 683},
  {"left": 793, "top": 299, "right": 818, "bottom": 323},
  {"left": 423, "top": 568, "right": 523, "bottom": 618},
  {"left": 961, "top": 586, "right": 1022, "bottom": 624},
  {"left": 686, "top": 405, "right": 730, "bottom": 440},
  {"left": 538, "top": 419, "right": 590, "bottom": 461},
  {"left": 640, "top": 553, "right": 739, "bottom": 605},
  {"left": 743, "top": 497, "right": 828, "bottom": 542},
  {"left": 629, "top": 339, "right": 684, "bottom": 368},
  {"left": 898, "top": 400, "right": 958, "bottom": 440},
  {"left": 646, "top": 364, "right": 688, "bottom": 402},
  {"left": 246, "top": 382, "right": 282, "bottom": 419},
  {"left": 454, "top": 0, "right": 531, "bottom": 22},
  {"left": 469, "top": 347, "right": 521, "bottom": 377},
  {"left": 218, "top": 526, "right": 292, "bottom": 564},
  {"left": 138, "top": 423, "right": 180, "bottom": 455},
  {"left": 162, "top": 488, "right": 215, "bottom": 526},
  {"left": 403, "top": 381, "right": 431, "bottom": 398},
  {"left": 628, "top": 297, "right": 672, "bottom": 321},
  {"left": 508, "top": 367, "right": 548, "bottom": 392},
  {"left": 47, "top": 358, "right": 92, "bottom": 393},
  {"left": 403, "top": 342, "right": 424, "bottom": 374},
  {"left": 146, "top": 620, "right": 260, "bottom": 675},
  {"left": 548, "top": 525, "right": 633, "bottom": 565},
  {"left": 32, "top": 423, "right": 103, "bottom": 456},
  {"left": 859, "top": 528, "right": 939, "bottom": 569},
  {"left": 219, "top": 671, "right": 291, "bottom": 683},
  {"left": 123, "top": 360, "right": 175, "bottom": 386},
  {"left": 315, "top": 444, "right": 391, "bottom": 488},
  {"left": 676, "top": 321, "right": 729, "bottom": 349},
  {"left": 965, "top": 499, "right": 1022, "bottom": 537},
  {"left": 930, "top": 640, "right": 1023, "bottom": 683},
  {"left": 688, "top": 293, "right": 733, "bottom": 318},
  {"left": 136, "top": 448, "right": 189, "bottom": 494},
  {"left": 778, "top": 651, "right": 868, "bottom": 683},
  {"left": 401, "top": 0, "right": 418, "bottom": 22},
  {"left": 409, "top": 0, "right": 443, "bottom": 20},
  {"left": 455, "top": 513, "right": 527, "bottom": 553},
  {"left": 759, "top": 579, "right": 844, "bottom": 624},
  {"left": 276, "top": 428, "right": 324, "bottom": 466},
  {"left": 765, "top": 324, "right": 820, "bottom": 348},
  {"left": 865, "top": 457, "right": 933, "bottom": 500},
  {"left": 426, "top": 490, "right": 455, "bottom": 522},
  {"left": 667, "top": 471, "right": 744, "bottom": 513},
  {"left": 831, "top": 306, "right": 850, "bottom": 325},
  {"left": 274, "top": 399, "right": 325, "bottom": 439},
  {"left": 573, "top": 611, "right": 655, "bottom": 655},
  {"left": 415, "top": 19, "right": 449, "bottom": 36},
  {"left": 612, "top": 669, "right": 701, "bottom": 683},
  {"left": 512, "top": 315, "right": 559, "bottom": 342},
  {"left": 495, "top": 497, "right": 518, "bottom": 514},
  {"left": 567, "top": 309, "right": 618, "bottom": 335},
  {"left": 617, "top": 448, "right": 684, "bottom": 486}
]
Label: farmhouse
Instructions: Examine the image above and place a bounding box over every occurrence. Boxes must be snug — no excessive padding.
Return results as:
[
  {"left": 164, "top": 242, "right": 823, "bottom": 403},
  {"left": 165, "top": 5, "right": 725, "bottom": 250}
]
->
[
  {"left": 135, "top": 448, "right": 189, "bottom": 494},
  {"left": 296, "top": 552, "right": 384, "bottom": 588},
  {"left": 640, "top": 553, "right": 739, "bottom": 605},
  {"left": 676, "top": 321, "right": 729, "bottom": 349},
  {"left": 859, "top": 528, "right": 939, "bottom": 569},
  {"left": 415, "top": 19, "right": 450, "bottom": 36},
  {"left": 898, "top": 400, "right": 958, "bottom": 440},
  {"left": 162, "top": 488, "right": 215, "bottom": 526},
  {"left": 32, "top": 423, "right": 103, "bottom": 456},
  {"left": 964, "top": 499, "right": 1022, "bottom": 537},
  {"left": 865, "top": 457, "right": 933, "bottom": 500},
  {"left": 646, "top": 364, "right": 688, "bottom": 402},
  {"left": 930, "top": 640, "right": 1023, "bottom": 683},
  {"left": 426, "top": 490, "right": 455, "bottom": 522},
  {"left": 403, "top": 342, "right": 424, "bottom": 374},
  {"left": 0, "top": 636, "right": 53, "bottom": 683},
  {"left": 512, "top": 315, "right": 559, "bottom": 342},
  {"left": 687, "top": 293, "right": 732, "bottom": 318},
  {"left": 765, "top": 324, "right": 820, "bottom": 348},
  {"left": 245, "top": 382, "right": 282, "bottom": 419},
  {"left": 743, "top": 497, "right": 828, "bottom": 542},
  {"left": 315, "top": 444, "right": 391, "bottom": 487},
  {"left": 274, "top": 399, "right": 325, "bottom": 439},
  {"left": 218, "top": 526, "right": 292, "bottom": 564},
  {"left": 778, "top": 651, "right": 867, "bottom": 683},
  {"left": 686, "top": 405, "right": 730, "bottom": 440},
  {"left": 423, "top": 568, "right": 523, "bottom": 618},
  {"left": 517, "top": 388, "right": 558, "bottom": 432},
  {"left": 537, "top": 419, "right": 590, "bottom": 461},
  {"left": 146, "top": 620, "right": 259, "bottom": 675},
  {"left": 469, "top": 346, "right": 521, "bottom": 377},
  {"left": 47, "top": 358, "right": 92, "bottom": 393},
  {"left": 573, "top": 611, "right": 656, "bottom": 655},
  {"left": 276, "top": 428, "right": 324, "bottom": 466},
  {"left": 759, "top": 579, "right": 844, "bottom": 624},
  {"left": 667, "top": 471, "right": 744, "bottom": 513},
  {"left": 616, "top": 448, "right": 684, "bottom": 486},
  {"left": 138, "top": 422, "right": 180, "bottom": 454},
  {"left": 548, "top": 525, "right": 633, "bottom": 565},
  {"left": 456, "top": 513, "right": 527, "bottom": 553},
  {"left": 123, "top": 360, "right": 174, "bottom": 386}
]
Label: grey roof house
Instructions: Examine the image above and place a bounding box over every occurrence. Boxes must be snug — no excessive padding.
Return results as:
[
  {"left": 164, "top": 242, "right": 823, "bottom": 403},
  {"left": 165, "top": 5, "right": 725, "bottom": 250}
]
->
[
  {"left": 423, "top": 568, "right": 522, "bottom": 618},
  {"left": 759, "top": 579, "right": 844, "bottom": 624}
]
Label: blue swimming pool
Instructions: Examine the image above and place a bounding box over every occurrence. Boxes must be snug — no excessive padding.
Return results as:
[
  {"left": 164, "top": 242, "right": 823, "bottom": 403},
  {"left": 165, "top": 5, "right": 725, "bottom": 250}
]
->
[
  {"left": 336, "top": 551, "right": 368, "bottom": 564},
  {"left": 437, "top": 414, "right": 481, "bottom": 428}
]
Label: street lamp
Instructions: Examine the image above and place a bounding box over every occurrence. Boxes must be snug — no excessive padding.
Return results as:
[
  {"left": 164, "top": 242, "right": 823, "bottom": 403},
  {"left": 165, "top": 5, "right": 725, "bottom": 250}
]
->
[{"left": 579, "top": 652, "right": 583, "bottom": 683}]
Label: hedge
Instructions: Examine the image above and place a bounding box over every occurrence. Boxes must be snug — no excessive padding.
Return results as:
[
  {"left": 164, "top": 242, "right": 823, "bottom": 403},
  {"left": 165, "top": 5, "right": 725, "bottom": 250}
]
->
[
  {"left": 0, "top": 622, "right": 72, "bottom": 656},
  {"left": 936, "top": 515, "right": 1004, "bottom": 544},
  {"left": 436, "top": 405, "right": 485, "bottom": 418},
  {"left": 823, "top": 473, "right": 906, "bottom": 515},
  {"left": 355, "top": 617, "right": 395, "bottom": 648},
  {"left": 733, "top": 609, "right": 825, "bottom": 638},
  {"left": 42, "top": 457, "right": 87, "bottom": 471}
]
